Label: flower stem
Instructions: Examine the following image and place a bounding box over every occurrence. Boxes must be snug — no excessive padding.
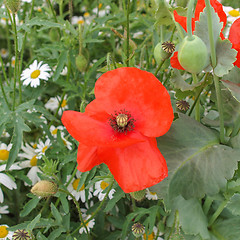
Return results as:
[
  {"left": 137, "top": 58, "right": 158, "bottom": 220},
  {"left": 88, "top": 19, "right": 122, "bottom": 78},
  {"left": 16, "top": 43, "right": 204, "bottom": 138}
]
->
[
  {"left": 208, "top": 199, "right": 228, "bottom": 227},
  {"left": 186, "top": 0, "right": 195, "bottom": 39},
  {"left": 126, "top": 0, "right": 130, "bottom": 67},
  {"left": 192, "top": 73, "right": 200, "bottom": 121},
  {"left": 0, "top": 75, "right": 10, "bottom": 109},
  {"left": 203, "top": 196, "right": 213, "bottom": 215},
  {"left": 0, "top": 55, "right": 9, "bottom": 86},
  {"left": 154, "top": 59, "right": 166, "bottom": 77}
]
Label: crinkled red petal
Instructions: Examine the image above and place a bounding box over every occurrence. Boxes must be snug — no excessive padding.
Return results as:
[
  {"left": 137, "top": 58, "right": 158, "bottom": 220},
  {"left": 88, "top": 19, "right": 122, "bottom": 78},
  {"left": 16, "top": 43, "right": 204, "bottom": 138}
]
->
[
  {"left": 93, "top": 67, "right": 174, "bottom": 137},
  {"left": 229, "top": 18, "right": 240, "bottom": 48},
  {"left": 170, "top": 52, "right": 185, "bottom": 70},
  {"left": 62, "top": 110, "right": 145, "bottom": 147},
  {"left": 99, "top": 138, "right": 168, "bottom": 193}
]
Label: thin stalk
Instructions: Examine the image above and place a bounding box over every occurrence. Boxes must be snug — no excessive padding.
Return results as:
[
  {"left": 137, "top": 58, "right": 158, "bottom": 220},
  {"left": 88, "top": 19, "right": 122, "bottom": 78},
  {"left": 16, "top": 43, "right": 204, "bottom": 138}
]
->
[
  {"left": 0, "top": 75, "right": 10, "bottom": 109},
  {"left": 208, "top": 199, "right": 228, "bottom": 227},
  {"left": 154, "top": 59, "right": 166, "bottom": 77},
  {"left": 203, "top": 196, "right": 213, "bottom": 215},
  {"left": 192, "top": 73, "right": 200, "bottom": 121},
  {"left": 186, "top": 0, "right": 195, "bottom": 39},
  {"left": 78, "top": 24, "right": 83, "bottom": 54},
  {"left": 126, "top": 0, "right": 130, "bottom": 67},
  {"left": 0, "top": 54, "right": 10, "bottom": 86},
  {"left": 12, "top": 12, "right": 20, "bottom": 111},
  {"left": 71, "top": 179, "right": 114, "bottom": 235}
]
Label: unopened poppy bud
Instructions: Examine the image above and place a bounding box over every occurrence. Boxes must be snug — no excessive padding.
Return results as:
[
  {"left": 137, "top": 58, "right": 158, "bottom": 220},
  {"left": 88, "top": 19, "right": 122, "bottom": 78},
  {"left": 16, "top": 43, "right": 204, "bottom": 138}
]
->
[
  {"left": 130, "top": 189, "right": 146, "bottom": 201},
  {"left": 12, "top": 229, "right": 35, "bottom": 240},
  {"left": 4, "top": 0, "right": 21, "bottom": 13},
  {"left": 154, "top": 41, "right": 175, "bottom": 64},
  {"left": 75, "top": 54, "right": 88, "bottom": 72},
  {"left": 31, "top": 180, "right": 58, "bottom": 197},
  {"left": 132, "top": 222, "right": 145, "bottom": 238}
]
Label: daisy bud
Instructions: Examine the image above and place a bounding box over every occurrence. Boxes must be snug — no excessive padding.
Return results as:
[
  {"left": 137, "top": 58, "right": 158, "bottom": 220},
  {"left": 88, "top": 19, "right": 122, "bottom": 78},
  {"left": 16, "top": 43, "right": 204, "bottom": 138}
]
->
[
  {"left": 12, "top": 229, "right": 35, "bottom": 240},
  {"left": 4, "top": 0, "right": 21, "bottom": 13},
  {"left": 75, "top": 54, "right": 88, "bottom": 72},
  {"left": 129, "top": 189, "right": 146, "bottom": 201},
  {"left": 132, "top": 222, "right": 145, "bottom": 238},
  {"left": 31, "top": 180, "right": 58, "bottom": 197}
]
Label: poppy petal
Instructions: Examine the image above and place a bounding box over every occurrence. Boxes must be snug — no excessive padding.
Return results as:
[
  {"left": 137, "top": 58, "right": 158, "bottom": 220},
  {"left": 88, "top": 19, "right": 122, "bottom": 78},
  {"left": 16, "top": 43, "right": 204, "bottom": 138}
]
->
[
  {"left": 170, "top": 51, "right": 185, "bottom": 70},
  {"left": 62, "top": 110, "right": 146, "bottom": 147},
  {"left": 229, "top": 18, "right": 240, "bottom": 49},
  {"left": 93, "top": 67, "right": 174, "bottom": 137},
  {"left": 99, "top": 138, "right": 168, "bottom": 193}
]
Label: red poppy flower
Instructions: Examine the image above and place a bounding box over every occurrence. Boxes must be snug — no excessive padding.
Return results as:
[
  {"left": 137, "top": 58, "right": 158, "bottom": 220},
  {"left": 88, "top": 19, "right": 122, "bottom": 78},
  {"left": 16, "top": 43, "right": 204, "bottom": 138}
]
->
[
  {"left": 229, "top": 18, "right": 240, "bottom": 68},
  {"left": 62, "top": 67, "right": 174, "bottom": 193},
  {"left": 171, "top": 0, "right": 227, "bottom": 70}
]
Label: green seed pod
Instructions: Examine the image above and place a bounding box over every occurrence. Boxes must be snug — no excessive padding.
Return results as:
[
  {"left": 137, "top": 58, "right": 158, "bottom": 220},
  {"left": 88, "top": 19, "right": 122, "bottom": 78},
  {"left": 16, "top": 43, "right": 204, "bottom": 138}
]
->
[
  {"left": 4, "top": 0, "right": 21, "bottom": 13},
  {"left": 154, "top": 41, "right": 175, "bottom": 65},
  {"left": 178, "top": 35, "right": 208, "bottom": 74},
  {"left": 129, "top": 189, "right": 146, "bottom": 201},
  {"left": 75, "top": 54, "right": 88, "bottom": 72},
  {"left": 31, "top": 180, "right": 58, "bottom": 197}
]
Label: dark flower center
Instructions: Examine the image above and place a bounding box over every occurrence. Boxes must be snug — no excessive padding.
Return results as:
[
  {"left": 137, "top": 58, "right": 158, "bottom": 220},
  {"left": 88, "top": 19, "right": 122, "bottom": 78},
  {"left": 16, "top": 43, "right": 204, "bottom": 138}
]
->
[{"left": 109, "top": 109, "right": 135, "bottom": 134}]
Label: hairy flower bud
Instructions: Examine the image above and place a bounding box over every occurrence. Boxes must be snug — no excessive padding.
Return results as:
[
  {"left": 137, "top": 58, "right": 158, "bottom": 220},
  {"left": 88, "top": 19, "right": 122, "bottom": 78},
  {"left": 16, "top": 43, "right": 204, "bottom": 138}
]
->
[
  {"left": 4, "top": 0, "right": 21, "bottom": 13},
  {"left": 31, "top": 180, "right": 58, "bottom": 197},
  {"left": 75, "top": 54, "right": 88, "bottom": 72},
  {"left": 129, "top": 189, "right": 146, "bottom": 201}
]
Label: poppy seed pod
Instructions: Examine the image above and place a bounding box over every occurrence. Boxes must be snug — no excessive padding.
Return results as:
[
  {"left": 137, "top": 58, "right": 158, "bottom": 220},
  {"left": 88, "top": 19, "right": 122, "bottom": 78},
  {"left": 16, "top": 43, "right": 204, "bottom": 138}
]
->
[
  {"left": 132, "top": 222, "right": 145, "bottom": 238},
  {"left": 31, "top": 180, "right": 58, "bottom": 197},
  {"left": 178, "top": 35, "right": 208, "bottom": 74},
  {"left": 154, "top": 41, "right": 175, "bottom": 65},
  {"left": 12, "top": 229, "right": 35, "bottom": 240}
]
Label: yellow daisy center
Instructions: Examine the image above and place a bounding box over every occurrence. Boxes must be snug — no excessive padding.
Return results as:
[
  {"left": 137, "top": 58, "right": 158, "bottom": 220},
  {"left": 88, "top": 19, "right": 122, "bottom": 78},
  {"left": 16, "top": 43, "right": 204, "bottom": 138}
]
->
[
  {"left": 229, "top": 9, "right": 240, "bottom": 17},
  {"left": 143, "top": 232, "right": 155, "bottom": 240},
  {"left": 72, "top": 179, "right": 85, "bottom": 191},
  {"left": 62, "top": 139, "right": 67, "bottom": 146},
  {"left": 32, "top": 143, "right": 37, "bottom": 149},
  {"left": 12, "top": 59, "right": 15, "bottom": 66},
  {"left": 84, "top": 12, "right": 90, "bottom": 17},
  {"left": 100, "top": 181, "right": 109, "bottom": 190},
  {"left": 51, "top": 128, "right": 58, "bottom": 135},
  {"left": 30, "top": 69, "right": 40, "bottom": 79},
  {"left": 149, "top": 191, "right": 156, "bottom": 196},
  {"left": 30, "top": 155, "right": 38, "bottom": 166},
  {"left": 61, "top": 99, "right": 67, "bottom": 108},
  {"left": 78, "top": 19, "right": 84, "bottom": 24},
  {"left": 42, "top": 146, "right": 48, "bottom": 153},
  {"left": 0, "top": 149, "right": 9, "bottom": 161},
  {"left": 0, "top": 226, "right": 8, "bottom": 238},
  {"left": 37, "top": 7, "right": 42, "bottom": 12},
  {"left": 1, "top": 49, "right": 7, "bottom": 55},
  {"left": 98, "top": 3, "right": 103, "bottom": 9}
]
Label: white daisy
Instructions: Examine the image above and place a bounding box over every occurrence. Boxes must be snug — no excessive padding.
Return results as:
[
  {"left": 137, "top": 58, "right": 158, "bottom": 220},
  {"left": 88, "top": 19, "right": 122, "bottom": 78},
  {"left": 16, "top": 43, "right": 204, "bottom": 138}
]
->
[
  {"left": 79, "top": 215, "right": 95, "bottom": 234},
  {"left": 71, "top": 16, "right": 85, "bottom": 25},
  {"left": 0, "top": 205, "right": 9, "bottom": 219},
  {"left": 0, "top": 164, "right": 21, "bottom": 203},
  {"left": 49, "top": 125, "right": 64, "bottom": 138},
  {"left": 223, "top": 6, "right": 240, "bottom": 24},
  {"left": 44, "top": 95, "right": 68, "bottom": 115},
  {"left": 146, "top": 189, "right": 158, "bottom": 200},
  {"left": 20, "top": 60, "right": 51, "bottom": 88},
  {"left": 66, "top": 171, "right": 93, "bottom": 203},
  {"left": 93, "top": 180, "right": 115, "bottom": 201},
  {"left": 18, "top": 143, "right": 42, "bottom": 186},
  {"left": 35, "top": 138, "right": 51, "bottom": 159},
  {"left": 1, "top": 130, "right": 10, "bottom": 138},
  {"left": 0, "top": 143, "right": 12, "bottom": 162},
  {"left": 92, "top": 5, "right": 110, "bottom": 17},
  {"left": 0, "top": 225, "right": 14, "bottom": 240},
  {"left": 0, "top": 49, "right": 8, "bottom": 58}
]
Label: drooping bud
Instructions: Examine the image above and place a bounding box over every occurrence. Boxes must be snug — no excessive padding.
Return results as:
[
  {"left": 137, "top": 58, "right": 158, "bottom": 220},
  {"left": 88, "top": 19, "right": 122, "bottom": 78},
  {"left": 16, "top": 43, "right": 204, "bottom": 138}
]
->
[
  {"left": 129, "top": 189, "right": 146, "bottom": 201},
  {"left": 132, "top": 222, "right": 145, "bottom": 238},
  {"left": 75, "top": 54, "right": 88, "bottom": 72},
  {"left": 4, "top": 0, "right": 21, "bottom": 13},
  {"left": 12, "top": 229, "right": 35, "bottom": 240},
  {"left": 31, "top": 180, "right": 58, "bottom": 197}
]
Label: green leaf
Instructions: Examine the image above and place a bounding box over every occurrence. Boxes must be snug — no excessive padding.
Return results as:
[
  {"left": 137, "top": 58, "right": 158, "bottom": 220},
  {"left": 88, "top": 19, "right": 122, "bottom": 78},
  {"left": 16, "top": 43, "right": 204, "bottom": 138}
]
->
[
  {"left": 7, "top": 115, "right": 31, "bottom": 170},
  {"left": 172, "top": 196, "right": 210, "bottom": 239},
  {"left": 226, "top": 193, "right": 240, "bottom": 216},
  {"left": 155, "top": 0, "right": 174, "bottom": 26},
  {"left": 152, "top": 114, "right": 239, "bottom": 200},
  {"left": 221, "top": 80, "right": 240, "bottom": 103},
  {"left": 16, "top": 99, "right": 35, "bottom": 112},
  {"left": 48, "top": 228, "right": 65, "bottom": 240},
  {"left": 53, "top": 50, "right": 68, "bottom": 81},
  {"left": 50, "top": 202, "right": 63, "bottom": 224},
  {"left": 195, "top": 6, "right": 222, "bottom": 56},
  {"left": 212, "top": 217, "right": 240, "bottom": 239},
  {"left": 214, "top": 39, "right": 237, "bottom": 77},
  {"left": 59, "top": 193, "right": 69, "bottom": 214},
  {"left": 104, "top": 188, "right": 125, "bottom": 212},
  {"left": 20, "top": 196, "right": 40, "bottom": 217},
  {"left": 27, "top": 213, "right": 41, "bottom": 231}
]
